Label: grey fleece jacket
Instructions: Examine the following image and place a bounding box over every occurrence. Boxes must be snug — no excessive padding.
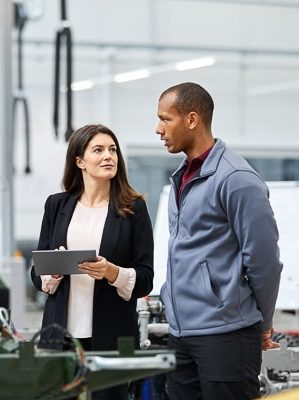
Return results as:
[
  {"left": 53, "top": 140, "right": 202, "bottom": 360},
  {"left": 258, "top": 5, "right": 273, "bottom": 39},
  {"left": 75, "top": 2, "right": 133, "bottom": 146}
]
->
[{"left": 161, "top": 139, "right": 283, "bottom": 337}]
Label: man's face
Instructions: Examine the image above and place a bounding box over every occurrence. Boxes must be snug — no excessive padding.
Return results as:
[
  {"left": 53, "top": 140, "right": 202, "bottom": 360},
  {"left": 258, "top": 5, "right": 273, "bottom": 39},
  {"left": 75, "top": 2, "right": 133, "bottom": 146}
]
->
[{"left": 156, "top": 91, "right": 191, "bottom": 154}]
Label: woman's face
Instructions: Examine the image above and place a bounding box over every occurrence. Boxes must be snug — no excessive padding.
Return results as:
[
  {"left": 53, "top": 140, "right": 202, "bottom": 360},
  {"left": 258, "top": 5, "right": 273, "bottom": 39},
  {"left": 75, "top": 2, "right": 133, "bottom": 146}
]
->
[{"left": 76, "top": 133, "right": 118, "bottom": 182}]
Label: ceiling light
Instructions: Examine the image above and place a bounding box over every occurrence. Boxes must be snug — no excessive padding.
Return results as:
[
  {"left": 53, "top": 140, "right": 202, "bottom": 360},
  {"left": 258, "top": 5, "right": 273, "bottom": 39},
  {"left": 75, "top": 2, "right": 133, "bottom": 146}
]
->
[
  {"left": 71, "top": 80, "right": 94, "bottom": 92},
  {"left": 69, "top": 56, "right": 215, "bottom": 92},
  {"left": 113, "top": 69, "right": 151, "bottom": 83},
  {"left": 175, "top": 57, "right": 215, "bottom": 71}
]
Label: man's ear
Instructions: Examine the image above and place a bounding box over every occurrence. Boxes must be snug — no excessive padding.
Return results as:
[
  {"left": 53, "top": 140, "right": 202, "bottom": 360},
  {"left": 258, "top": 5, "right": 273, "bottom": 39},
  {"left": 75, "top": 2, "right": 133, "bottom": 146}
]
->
[
  {"left": 188, "top": 112, "right": 199, "bottom": 129},
  {"left": 76, "top": 156, "right": 85, "bottom": 169}
]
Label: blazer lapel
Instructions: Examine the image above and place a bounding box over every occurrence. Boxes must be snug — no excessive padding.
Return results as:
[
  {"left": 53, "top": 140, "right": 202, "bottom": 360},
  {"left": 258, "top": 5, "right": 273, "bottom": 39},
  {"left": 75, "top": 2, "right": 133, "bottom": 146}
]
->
[
  {"left": 56, "top": 194, "right": 79, "bottom": 248},
  {"left": 99, "top": 201, "right": 121, "bottom": 259}
]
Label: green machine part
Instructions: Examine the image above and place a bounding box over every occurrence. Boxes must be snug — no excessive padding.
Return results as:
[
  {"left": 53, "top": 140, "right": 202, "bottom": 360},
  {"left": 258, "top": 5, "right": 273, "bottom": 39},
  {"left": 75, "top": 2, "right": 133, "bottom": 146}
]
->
[{"left": 0, "top": 338, "right": 175, "bottom": 399}]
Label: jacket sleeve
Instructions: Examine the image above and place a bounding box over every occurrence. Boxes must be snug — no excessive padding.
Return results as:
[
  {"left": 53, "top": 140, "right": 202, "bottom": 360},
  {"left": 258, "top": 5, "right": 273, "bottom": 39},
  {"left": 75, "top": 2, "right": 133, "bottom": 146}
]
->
[
  {"left": 31, "top": 196, "right": 52, "bottom": 292},
  {"left": 130, "top": 199, "right": 154, "bottom": 299},
  {"left": 220, "top": 171, "right": 283, "bottom": 331}
]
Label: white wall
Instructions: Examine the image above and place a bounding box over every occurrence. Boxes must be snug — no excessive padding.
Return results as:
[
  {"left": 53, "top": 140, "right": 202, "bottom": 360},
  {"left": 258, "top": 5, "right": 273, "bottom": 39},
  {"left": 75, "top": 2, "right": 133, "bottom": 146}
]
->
[{"left": 8, "top": 0, "right": 299, "bottom": 240}]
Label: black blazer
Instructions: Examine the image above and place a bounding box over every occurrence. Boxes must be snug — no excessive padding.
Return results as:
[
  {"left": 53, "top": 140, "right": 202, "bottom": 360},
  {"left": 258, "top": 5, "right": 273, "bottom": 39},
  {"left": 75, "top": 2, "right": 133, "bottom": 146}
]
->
[{"left": 31, "top": 192, "right": 154, "bottom": 350}]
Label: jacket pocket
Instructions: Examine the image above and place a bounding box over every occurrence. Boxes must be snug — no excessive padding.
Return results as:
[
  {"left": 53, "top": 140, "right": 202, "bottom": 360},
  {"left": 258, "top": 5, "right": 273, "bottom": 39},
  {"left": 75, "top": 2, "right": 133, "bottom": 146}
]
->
[
  {"left": 160, "top": 282, "right": 179, "bottom": 330},
  {"left": 200, "top": 261, "right": 223, "bottom": 307}
]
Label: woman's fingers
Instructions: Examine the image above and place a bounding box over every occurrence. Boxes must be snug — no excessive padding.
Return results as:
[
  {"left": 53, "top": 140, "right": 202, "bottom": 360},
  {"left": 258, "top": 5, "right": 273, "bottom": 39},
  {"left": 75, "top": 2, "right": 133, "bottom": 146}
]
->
[{"left": 78, "top": 257, "right": 108, "bottom": 279}]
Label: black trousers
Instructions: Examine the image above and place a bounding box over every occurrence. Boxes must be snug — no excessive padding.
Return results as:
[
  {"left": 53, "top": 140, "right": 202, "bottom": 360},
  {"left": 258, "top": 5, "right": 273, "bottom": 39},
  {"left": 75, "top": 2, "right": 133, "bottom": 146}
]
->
[
  {"left": 167, "top": 323, "right": 262, "bottom": 400},
  {"left": 69, "top": 337, "right": 128, "bottom": 400}
]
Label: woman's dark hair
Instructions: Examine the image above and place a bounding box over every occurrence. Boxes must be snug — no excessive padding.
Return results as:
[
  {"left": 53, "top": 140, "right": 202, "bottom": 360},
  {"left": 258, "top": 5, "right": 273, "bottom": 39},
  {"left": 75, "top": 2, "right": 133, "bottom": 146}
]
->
[
  {"left": 160, "top": 82, "right": 214, "bottom": 129},
  {"left": 62, "top": 124, "right": 144, "bottom": 216}
]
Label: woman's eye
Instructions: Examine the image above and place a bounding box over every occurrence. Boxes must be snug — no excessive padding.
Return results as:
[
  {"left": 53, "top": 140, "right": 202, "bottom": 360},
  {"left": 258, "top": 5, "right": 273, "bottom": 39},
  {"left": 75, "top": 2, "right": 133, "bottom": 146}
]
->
[{"left": 93, "top": 147, "right": 116, "bottom": 153}]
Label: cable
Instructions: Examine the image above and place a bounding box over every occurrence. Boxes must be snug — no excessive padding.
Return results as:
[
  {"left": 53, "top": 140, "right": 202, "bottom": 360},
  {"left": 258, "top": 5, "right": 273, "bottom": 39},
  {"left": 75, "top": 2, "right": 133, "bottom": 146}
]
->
[
  {"left": 30, "top": 323, "right": 88, "bottom": 393},
  {"left": 53, "top": 0, "right": 74, "bottom": 142},
  {"left": 12, "top": 1, "right": 32, "bottom": 174}
]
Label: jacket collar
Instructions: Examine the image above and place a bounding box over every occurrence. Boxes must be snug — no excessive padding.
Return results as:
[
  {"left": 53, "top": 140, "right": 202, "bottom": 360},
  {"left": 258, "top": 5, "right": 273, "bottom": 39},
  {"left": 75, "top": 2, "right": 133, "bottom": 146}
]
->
[
  {"left": 199, "top": 138, "right": 226, "bottom": 177},
  {"left": 171, "top": 138, "right": 226, "bottom": 180},
  {"left": 57, "top": 194, "right": 79, "bottom": 248},
  {"left": 99, "top": 200, "right": 121, "bottom": 259}
]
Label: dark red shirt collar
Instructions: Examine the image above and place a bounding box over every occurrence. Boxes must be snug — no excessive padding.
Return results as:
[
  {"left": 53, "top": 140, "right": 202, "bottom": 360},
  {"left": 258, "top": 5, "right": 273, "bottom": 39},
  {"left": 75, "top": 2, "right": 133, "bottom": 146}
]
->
[
  {"left": 178, "top": 145, "right": 213, "bottom": 198},
  {"left": 185, "top": 146, "right": 213, "bottom": 168}
]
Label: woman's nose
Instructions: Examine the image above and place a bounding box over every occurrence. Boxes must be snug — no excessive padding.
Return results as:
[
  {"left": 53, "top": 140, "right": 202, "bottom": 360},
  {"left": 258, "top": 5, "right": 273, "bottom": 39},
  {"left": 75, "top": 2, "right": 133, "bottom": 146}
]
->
[{"left": 103, "top": 149, "right": 111, "bottom": 158}]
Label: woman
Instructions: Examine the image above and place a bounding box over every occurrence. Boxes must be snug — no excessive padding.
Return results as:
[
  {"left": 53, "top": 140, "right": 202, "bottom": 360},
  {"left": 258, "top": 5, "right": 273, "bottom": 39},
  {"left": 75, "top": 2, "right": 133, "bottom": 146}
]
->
[{"left": 31, "top": 124, "right": 154, "bottom": 400}]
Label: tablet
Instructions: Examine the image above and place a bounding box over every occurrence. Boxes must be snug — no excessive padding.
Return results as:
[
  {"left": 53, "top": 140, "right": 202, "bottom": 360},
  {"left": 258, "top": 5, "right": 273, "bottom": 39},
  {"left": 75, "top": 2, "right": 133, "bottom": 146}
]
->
[{"left": 32, "top": 249, "right": 97, "bottom": 276}]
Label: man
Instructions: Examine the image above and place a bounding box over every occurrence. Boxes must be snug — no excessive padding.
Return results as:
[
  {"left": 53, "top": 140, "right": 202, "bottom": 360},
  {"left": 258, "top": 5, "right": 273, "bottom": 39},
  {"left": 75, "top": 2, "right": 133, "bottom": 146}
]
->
[{"left": 155, "top": 82, "right": 282, "bottom": 400}]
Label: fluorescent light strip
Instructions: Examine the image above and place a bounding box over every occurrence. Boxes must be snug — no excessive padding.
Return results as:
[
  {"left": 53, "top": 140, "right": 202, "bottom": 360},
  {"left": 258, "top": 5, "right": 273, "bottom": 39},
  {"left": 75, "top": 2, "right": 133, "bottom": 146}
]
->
[
  {"left": 70, "top": 76, "right": 114, "bottom": 92},
  {"left": 175, "top": 57, "right": 215, "bottom": 71},
  {"left": 71, "top": 80, "right": 94, "bottom": 91},
  {"left": 70, "top": 57, "right": 215, "bottom": 91},
  {"left": 113, "top": 69, "right": 150, "bottom": 83}
]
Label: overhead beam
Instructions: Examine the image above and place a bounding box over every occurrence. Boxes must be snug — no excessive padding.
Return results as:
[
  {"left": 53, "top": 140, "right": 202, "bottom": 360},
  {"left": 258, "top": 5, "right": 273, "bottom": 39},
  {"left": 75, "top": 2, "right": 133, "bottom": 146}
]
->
[
  {"left": 25, "top": 39, "right": 299, "bottom": 58},
  {"left": 164, "top": 0, "right": 299, "bottom": 8}
]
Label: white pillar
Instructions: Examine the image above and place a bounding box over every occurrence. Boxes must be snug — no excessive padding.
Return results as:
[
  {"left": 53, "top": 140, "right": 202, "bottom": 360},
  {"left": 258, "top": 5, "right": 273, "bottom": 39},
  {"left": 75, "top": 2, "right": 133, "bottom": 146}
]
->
[{"left": 0, "top": 0, "right": 14, "bottom": 256}]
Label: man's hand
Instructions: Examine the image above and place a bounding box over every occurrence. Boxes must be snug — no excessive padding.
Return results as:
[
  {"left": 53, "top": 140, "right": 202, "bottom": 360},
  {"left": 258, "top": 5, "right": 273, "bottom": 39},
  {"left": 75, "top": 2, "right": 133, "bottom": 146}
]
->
[{"left": 262, "top": 328, "right": 280, "bottom": 350}]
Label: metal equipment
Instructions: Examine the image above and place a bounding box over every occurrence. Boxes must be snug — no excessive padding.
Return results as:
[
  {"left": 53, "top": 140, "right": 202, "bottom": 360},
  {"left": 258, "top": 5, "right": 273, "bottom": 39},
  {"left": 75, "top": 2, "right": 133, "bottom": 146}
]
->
[
  {"left": 260, "top": 340, "right": 299, "bottom": 396},
  {"left": 137, "top": 296, "right": 299, "bottom": 398},
  {"left": 0, "top": 307, "right": 175, "bottom": 399},
  {"left": 12, "top": 1, "right": 31, "bottom": 174},
  {"left": 53, "top": 0, "right": 74, "bottom": 142},
  {"left": 0, "top": 279, "right": 9, "bottom": 309},
  {"left": 12, "top": 1, "right": 44, "bottom": 174},
  {"left": 138, "top": 296, "right": 169, "bottom": 350}
]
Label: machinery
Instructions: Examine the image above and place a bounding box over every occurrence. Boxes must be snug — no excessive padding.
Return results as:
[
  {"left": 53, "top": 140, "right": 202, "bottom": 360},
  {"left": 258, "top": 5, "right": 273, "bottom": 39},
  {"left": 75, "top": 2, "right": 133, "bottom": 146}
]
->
[
  {"left": 4, "top": 289, "right": 299, "bottom": 399},
  {"left": 137, "top": 297, "right": 299, "bottom": 397},
  {"left": 138, "top": 296, "right": 168, "bottom": 350},
  {"left": 0, "top": 307, "right": 175, "bottom": 399},
  {"left": 260, "top": 339, "right": 299, "bottom": 396}
]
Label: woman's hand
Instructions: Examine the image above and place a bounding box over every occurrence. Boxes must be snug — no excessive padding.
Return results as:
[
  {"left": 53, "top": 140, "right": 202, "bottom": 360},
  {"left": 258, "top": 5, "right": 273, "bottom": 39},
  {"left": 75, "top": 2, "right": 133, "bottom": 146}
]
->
[
  {"left": 79, "top": 256, "right": 119, "bottom": 283},
  {"left": 51, "top": 246, "right": 65, "bottom": 279}
]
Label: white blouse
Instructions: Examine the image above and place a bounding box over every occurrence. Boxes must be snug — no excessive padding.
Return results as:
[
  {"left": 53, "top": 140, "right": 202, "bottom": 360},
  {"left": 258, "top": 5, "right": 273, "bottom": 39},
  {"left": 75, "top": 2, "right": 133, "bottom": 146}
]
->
[{"left": 41, "top": 201, "right": 136, "bottom": 338}]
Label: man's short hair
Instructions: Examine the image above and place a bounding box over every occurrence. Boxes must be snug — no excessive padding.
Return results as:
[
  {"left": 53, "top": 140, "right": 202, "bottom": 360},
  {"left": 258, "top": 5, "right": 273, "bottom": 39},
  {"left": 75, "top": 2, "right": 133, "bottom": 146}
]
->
[{"left": 160, "top": 82, "right": 214, "bottom": 128}]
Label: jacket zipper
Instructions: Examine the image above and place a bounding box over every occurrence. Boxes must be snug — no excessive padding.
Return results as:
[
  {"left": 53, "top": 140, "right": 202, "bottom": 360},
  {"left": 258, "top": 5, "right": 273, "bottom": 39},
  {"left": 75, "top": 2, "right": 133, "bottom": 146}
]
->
[
  {"left": 169, "top": 174, "right": 203, "bottom": 336},
  {"left": 169, "top": 178, "right": 182, "bottom": 336}
]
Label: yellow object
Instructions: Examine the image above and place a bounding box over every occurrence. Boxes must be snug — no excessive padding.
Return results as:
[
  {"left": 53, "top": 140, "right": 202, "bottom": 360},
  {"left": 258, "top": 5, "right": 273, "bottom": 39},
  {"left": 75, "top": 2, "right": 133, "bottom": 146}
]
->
[
  {"left": 262, "top": 388, "right": 299, "bottom": 399},
  {"left": 14, "top": 250, "right": 23, "bottom": 258}
]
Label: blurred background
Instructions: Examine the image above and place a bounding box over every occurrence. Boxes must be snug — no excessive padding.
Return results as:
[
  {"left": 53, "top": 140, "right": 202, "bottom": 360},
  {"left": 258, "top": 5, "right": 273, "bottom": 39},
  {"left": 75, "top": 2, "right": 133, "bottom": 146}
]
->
[{"left": 1, "top": 0, "right": 299, "bottom": 332}]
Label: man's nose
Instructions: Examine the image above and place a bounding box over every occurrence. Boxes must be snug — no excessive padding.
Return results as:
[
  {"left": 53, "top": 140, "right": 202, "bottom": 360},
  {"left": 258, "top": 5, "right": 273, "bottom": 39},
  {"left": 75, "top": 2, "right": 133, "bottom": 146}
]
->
[{"left": 155, "top": 122, "right": 164, "bottom": 135}]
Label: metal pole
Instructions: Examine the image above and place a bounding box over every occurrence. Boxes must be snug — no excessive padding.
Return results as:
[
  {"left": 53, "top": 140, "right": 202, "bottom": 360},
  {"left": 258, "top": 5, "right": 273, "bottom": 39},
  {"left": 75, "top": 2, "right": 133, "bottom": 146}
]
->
[{"left": 0, "top": 0, "right": 14, "bottom": 256}]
